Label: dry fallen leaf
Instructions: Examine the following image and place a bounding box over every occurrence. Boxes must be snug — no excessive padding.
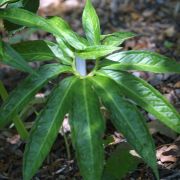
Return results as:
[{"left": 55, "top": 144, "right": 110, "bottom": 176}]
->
[{"left": 7, "top": 134, "right": 20, "bottom": 145}]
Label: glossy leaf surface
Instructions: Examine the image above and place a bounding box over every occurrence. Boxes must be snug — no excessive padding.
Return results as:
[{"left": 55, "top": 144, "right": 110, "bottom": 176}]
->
[
  {"left": 0, "top": 8, "right": 49, "bottom": 29},
  {"left": 77, "top": 45, "right": 121, "bottom": 59},
  {"left": 0, "top": 64, "right": 71, "bottom": 127},
  {"left": 70, "top": 79, "right": 105, "bottom": 180},
  {"left": 4, "top": 0, "right": 39, "bottom": 31},
  {"left": 12, "top": 40, "right": 72, "bottom": 64},
  {"left": 56, "top": 37, "right": 75, "bottom": 59},
  {"left": 82, "top": 0, "right": 100, "bottom": 45},
  {"left": 91, "top": 75, "right": 158, "bottom": 179},
  {"left": 3, "top": 0, "right": 22, "bottom": 31},
  {"left": 101, "top": 32, "right": 136, "bottom": 46},
  {"left": 1, "top": 42, "right": 34, "bottom": 73},
  {"left": 47, "top": 16, "right": 88, "bottom": 50},
  {"left": 23, "top": 77, "right": 76, "bottom": 180},
  {"left": 98, "top": 69, "right": 180, "bottom": 133},
  {"left": 12, "top": 40, "right": 59, "bottom": 62},
  {"left": 0, "top": 8, "right": 87, "bottom": 50},
  {"left": 103, "top": 50, "right": 180, "bottom": 73}
]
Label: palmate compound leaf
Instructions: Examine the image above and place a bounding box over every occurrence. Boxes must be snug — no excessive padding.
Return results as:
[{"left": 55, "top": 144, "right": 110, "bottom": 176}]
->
[
  {"left": 12, "top": 40, "right": 73, "bottom": 65},
  {"left": 102, "top": 50, "right": 180, "bottom": 73},
  {"left": 1, "top": 42, "right": 34, "bottom": 73},
  {"left": 82, "top": 0, "right": 101, "bottom": 45},
  {"left": 23, "top": 76, "right": 77, "bottom": 180},
  {"left": 69, "top": 79, "right": 105, "bottom": 180},
  {"left": 90, "top": 75, "right": 159, "bottom": 180},
  {"left": 0, "top": 64, "right": 72, "bottom": 128},
  {"left": 0, "top": 8, "right": 88, "bottom": 50},
  {"left": 98, "top": 69, "right": 180, "bottom": 133},
  {"left": 101, "top": 32, "right": 136, "bottom": 47}
]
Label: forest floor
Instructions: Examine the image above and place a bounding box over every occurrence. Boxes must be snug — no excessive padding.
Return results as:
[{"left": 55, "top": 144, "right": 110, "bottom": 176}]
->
[{"left": 0, "top": 0, "right": 180, "bottom": 179}]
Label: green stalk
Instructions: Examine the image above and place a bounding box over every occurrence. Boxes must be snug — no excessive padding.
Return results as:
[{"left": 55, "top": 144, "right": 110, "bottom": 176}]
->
[
  {"left": 61, "top": 126, "right": 71, "bottom": 160},
  {"left": 0, "top": 80, "right": 29, "bottom": 140},
  {"left": 75, "top": 56, "right": 87, "bottom": 76}
]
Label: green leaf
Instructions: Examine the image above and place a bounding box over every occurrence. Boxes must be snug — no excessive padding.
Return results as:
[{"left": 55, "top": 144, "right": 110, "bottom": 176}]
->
[
  {"left": 103, "top": 143, "right": 142, "bottom": 180},
  {"left": 98, "top": 69, "right": 180, "bottom": 133},
  {"left": 103, "top": 50, "right": 180, "bottom": 73},
  {"left": 82, "top": 0, "right": 101, "bottom": 45},
  {"left": 4, "top": 0, "right": 39, "bottom": 32},
  {"left": 77, "top": 46, "right": 121, "bottom": 59},
  {"left": 101, "top": 32, "right": 136, "bottom": 46},
  {"left": 56, "top": 37, "right": 75, "bottom": 59},
  {"left": 91, "top": 75, "right": 159, "bottom": 179},
  {"left": 0, "top": 8, "right": 88, "bottom": 50},
  {"left": 0, "top": 8, "right": 49, "bottom": 30},
  {"left": 41, "top": 41, "right": 72, "bottom": 65},
  {"left": 1, "top": 42, "right": 34, "bottom": 73},
  {"left": 0, "top": 0, "right": 19, "bottom": 6},
  {"left": 12, "top": 40, "right": 72, "bottom": 64},
  {"left": 0, "top": 64, "right": 72, "bottom": 128},
  {"left": 47, "top": 16, "right": 88, "bottom": 50},
  {"left": 69, "top": 79, "right": 105, "bottom": 180},
  {"left": 23, "top": 76, "right": 77, "bottom": 180},
  {"left": 12, "top": 40, "right": 59, "bottom": 62}
]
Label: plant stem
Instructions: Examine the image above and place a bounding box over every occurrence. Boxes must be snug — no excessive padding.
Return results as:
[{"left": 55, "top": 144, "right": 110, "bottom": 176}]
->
[
  {"left": 62, "top": 127, "right": 71, "bottom": 160},
  {"left": 0, "top": 80, "right": 29, "bottom": 140},
  {"left": 12, "top": 116, "right": 29, "bottom": 140},
  {"left": 75, "top": 56, "right": 87, "bottom": 76}
]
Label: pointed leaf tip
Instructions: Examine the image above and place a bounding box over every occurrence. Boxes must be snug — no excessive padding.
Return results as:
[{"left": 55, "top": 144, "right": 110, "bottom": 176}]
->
[
  {"left": 104, "top": 50, "right": 180, "bottom": 73},
  {"left": 99, "top": 69, "right": 180, "bottom": 133},
  {"left": 82, "top": 0, "right": 101, "bottom": 45}
]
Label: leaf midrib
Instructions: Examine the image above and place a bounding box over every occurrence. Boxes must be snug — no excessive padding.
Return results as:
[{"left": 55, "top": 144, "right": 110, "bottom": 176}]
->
[
  {"left": 2, "top": 66, "right": 69, "bottom": 120},
  {"left": 99, "top": 71, "right": 180, "bottom": 126},
  {"left": 92, "top": 78, "right": 144, "bottom": 151},
  {"left": 104, "top": 61, "right": 177, "bottom": 68},
  {"left": 102, "top": 63, "right": 177, "bottom": 72},
  {"left": 25, "top": 77, "right": 76, "bottom": 177},
  {"left": 82, "top": 80, "right": 96, "bottom": 172}
]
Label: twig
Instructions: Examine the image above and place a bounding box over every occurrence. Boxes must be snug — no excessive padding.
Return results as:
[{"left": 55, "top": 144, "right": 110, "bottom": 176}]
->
[{"left": 61, "top": 126, "right": 71, "bottom": 160}]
